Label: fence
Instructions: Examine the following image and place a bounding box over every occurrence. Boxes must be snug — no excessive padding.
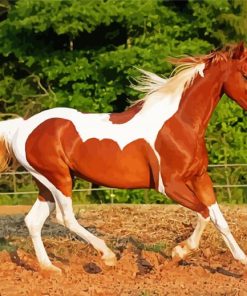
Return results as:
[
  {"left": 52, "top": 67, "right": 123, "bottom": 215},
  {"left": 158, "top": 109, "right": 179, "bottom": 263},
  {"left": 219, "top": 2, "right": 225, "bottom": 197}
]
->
[{"left": 0, "top": 163, "right": 247, "bottom": 204}]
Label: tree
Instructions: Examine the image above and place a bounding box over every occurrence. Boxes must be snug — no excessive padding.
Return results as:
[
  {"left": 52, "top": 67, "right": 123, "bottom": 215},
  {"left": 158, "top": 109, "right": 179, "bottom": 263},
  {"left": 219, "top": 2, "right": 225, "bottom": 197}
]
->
[{"left": 0, "top": 0, "right": 246, "bottom": 203}]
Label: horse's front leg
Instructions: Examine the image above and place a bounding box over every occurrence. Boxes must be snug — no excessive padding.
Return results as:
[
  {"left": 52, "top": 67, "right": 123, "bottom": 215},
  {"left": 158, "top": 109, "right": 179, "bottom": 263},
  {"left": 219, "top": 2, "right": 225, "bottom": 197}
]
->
[
  {"left": 193, "top": 173, "right": 247, "bottom": 265},
  {"left": 164, "top": 179, "right": 210, "bottom": 259},
  {"left": 172, "top": 213, "right": 210, "bottom": 259}
]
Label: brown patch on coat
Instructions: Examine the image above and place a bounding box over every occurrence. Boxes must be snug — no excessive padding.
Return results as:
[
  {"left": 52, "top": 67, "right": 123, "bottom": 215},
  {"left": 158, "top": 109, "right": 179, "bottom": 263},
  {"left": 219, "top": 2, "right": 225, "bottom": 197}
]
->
[
  {"left": 25, "top": 118, "right": 159, "bottom": 198},
  {"left": 153, "top": 64, "right": 224, "bottom": 217},
  {"left": 35, "top": 178, "right": 55, "bottom": 202}
]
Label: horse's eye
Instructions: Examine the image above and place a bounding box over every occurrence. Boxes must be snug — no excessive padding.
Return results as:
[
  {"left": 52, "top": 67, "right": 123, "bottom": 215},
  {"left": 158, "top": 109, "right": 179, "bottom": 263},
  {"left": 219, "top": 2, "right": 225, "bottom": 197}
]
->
[{"left": 242, "top": 73, "right": 247, "bottom": 80}]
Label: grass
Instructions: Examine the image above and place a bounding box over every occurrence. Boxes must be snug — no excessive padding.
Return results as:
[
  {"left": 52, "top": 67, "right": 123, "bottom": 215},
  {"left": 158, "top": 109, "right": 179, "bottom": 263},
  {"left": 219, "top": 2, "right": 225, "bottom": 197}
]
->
[
  {"left": 139, "top": 292, "right": 153, "bottom": 296},
  {"left": 115, "top": 236, "right": 167, "bottom": 253},
  {"left": 0, "top": 237, "right": 17, "bottom": 252},
  {"left": 139, "top": 242, "right": 166, "bottom": 253}
]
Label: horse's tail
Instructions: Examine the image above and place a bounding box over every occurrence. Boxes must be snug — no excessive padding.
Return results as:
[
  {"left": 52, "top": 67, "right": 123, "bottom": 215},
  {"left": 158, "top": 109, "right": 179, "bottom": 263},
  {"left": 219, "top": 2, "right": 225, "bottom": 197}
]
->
[
  {"left": 0, "top": 117, "right": 24, "bottom": 172},
  {"left": 0, "top": 137, "right": 15, "bottom": 172}
]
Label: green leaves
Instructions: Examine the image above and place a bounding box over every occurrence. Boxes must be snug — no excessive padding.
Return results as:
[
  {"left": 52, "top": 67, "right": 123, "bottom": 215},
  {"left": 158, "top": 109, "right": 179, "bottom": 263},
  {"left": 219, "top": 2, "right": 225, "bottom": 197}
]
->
[
  {"left": 0, "top": 0, "right": 246, "bottom": 203},
  {"left": 206, "top": 96, "right": 247, "bottom": 203},
  {"left": 189, "top": 0, "right": 247, "bottom": 44},
  {"left": 207, "top": 96, "right": 247, "bottom": 164}
]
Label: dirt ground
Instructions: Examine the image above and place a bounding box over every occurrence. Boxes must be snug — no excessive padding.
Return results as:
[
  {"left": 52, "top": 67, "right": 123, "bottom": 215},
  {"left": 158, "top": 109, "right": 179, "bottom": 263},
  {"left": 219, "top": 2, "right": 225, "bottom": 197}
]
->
[{"left": 0, "top": 204, "right": 247, "bottom": 296}]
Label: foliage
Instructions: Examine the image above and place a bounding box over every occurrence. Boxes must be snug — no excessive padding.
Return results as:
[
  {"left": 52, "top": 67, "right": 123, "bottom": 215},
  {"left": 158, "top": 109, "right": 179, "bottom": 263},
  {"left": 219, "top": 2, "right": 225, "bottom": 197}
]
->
[
  {"left": 0, "top": 0, "right": 246, "bottom": 204},
  {"left": 188, "top": 0, "right": 247, "bottom": 44}
]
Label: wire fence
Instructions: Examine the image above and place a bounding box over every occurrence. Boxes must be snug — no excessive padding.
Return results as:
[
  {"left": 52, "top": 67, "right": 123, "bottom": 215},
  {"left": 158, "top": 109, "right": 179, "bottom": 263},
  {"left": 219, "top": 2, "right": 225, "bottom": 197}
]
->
[{"left": 0, "top": 164, "right": 246, "bottom": 203}]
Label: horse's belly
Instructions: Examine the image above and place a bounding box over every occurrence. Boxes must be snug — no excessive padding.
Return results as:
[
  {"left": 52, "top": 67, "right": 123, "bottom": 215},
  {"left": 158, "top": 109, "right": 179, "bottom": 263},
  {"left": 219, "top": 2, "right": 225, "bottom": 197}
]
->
[{"left": 67, "top": 137, "right": 158, "bottom": 189}]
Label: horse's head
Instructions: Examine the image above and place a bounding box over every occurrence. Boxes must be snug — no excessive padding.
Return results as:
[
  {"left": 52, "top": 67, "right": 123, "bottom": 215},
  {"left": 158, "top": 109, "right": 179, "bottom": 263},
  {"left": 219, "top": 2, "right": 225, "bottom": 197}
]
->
[{"left": 223, "top": 42, "right": 247, "bottom": 110}]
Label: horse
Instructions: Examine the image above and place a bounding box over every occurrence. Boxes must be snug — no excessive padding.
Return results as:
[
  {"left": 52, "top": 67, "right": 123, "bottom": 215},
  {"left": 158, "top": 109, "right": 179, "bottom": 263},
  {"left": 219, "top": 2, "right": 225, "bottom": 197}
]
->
[{"left": 0, "top": 42, "right": 247, "bottom": 273}]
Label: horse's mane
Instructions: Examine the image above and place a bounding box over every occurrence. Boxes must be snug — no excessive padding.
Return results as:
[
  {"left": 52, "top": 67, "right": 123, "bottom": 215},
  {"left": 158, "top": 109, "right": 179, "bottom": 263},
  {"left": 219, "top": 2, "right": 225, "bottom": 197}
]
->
[
  {"left": 131, "top": 43, "right": 245, "bottom": 107},
  {"left": 169, "top": 43, "right": 245, "bottom": 66},
  {"left": 131, "top": 63, "right": 205, "bottom": 106}
]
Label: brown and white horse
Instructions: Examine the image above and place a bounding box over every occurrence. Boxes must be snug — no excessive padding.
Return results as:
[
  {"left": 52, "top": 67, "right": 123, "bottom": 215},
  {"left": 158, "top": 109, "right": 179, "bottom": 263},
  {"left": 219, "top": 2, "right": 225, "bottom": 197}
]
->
[{"left": 1, "top": 43, "right": 247, "bottom": 272}]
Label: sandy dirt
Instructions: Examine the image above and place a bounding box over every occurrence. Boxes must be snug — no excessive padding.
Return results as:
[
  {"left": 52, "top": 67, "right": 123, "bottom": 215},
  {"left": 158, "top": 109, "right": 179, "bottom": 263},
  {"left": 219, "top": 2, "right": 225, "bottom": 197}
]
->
[{"left": 0, "top": 204, "right": 247, "bottom": 296}]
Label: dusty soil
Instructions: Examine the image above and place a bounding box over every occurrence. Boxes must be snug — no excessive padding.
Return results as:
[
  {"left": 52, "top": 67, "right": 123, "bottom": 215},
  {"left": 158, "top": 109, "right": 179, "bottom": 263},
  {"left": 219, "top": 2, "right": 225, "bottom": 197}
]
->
[{"left": 0, "top": 204, "right": 247, "bottom": 296}]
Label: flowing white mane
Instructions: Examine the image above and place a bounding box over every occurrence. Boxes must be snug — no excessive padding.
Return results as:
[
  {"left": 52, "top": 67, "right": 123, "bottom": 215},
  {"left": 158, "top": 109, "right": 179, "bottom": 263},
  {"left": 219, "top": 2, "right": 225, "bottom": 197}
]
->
[{"left": 132, "top": 63, "right": 205, "bottom": 106}]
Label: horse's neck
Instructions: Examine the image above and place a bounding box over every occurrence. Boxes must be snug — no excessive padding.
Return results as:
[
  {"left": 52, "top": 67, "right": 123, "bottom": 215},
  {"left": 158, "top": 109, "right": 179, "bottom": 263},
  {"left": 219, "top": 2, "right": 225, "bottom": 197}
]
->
[
  {"left": 173, "top": 66, "right": 223, "bottom": 135},
  {"left": 0, "top": 118, "right": 24, "bottom": 144}
]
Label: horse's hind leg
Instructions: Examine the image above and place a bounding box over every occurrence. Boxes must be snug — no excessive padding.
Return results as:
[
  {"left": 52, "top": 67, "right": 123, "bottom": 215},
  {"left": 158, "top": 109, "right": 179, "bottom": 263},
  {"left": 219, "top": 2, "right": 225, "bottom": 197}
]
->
[
  {"left": 52, "top": 188, "right": 117, "bottom": 266},
  {"left": 31, "top": 168, "right": 117, "bottom": 267},
  {"left": 24, "top": 181, "right": 59, "bottom": 272}
]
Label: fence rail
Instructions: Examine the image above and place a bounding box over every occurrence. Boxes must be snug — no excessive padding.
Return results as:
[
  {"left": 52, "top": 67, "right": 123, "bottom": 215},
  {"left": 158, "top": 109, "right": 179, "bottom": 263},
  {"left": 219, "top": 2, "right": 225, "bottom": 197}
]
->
[
  {"left": 0, "top": 163, "right": 247, "bottom": 202},
  {"left": 0, "top": 164, "right": 246, "bottom": 196}
]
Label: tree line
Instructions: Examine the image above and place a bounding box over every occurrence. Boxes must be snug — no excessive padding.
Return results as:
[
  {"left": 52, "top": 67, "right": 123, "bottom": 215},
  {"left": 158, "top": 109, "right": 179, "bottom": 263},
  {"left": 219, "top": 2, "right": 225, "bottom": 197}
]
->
[{"left": 0, "top": 0, "right": 246, "bottom": 203}]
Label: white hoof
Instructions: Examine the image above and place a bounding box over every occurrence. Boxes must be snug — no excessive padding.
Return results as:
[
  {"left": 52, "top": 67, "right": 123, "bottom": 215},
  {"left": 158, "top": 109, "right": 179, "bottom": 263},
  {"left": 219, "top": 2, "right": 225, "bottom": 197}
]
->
[
  {"left": 102, "top": 252, "right": 117, "bottom": 266},
  {"left": 240, "top": 257, "right": 247, "bottom": 265},
  {"left": 172, "top": 242, "right": 195, "bottom": 259}
]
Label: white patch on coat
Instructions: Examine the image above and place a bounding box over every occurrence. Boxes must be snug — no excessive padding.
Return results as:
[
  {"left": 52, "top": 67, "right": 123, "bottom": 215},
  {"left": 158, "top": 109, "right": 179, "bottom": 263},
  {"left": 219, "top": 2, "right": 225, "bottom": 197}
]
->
[
  {"left": 23, "top": 169, "right": 116, "bottom": 266},
  {"left": 186, "top": 213, "right": 209, "bottom": 249},
  {"left": 12, "top": 64, "right": 205, "bottom": 193},
  {"left": 209, "top": 203, "right": 247, "bottom": 264},
  {"left": 172, "top": 213, "right": 209, "bottom": 259},
  {"left": 0, "top": 118, "right": 24, "bottom": 144},
  {"left": 8, "top": 64, "right": 206, "bottom": 268},
  {"left": 24, "top": 199, "right": 55, "bottom": 267}
]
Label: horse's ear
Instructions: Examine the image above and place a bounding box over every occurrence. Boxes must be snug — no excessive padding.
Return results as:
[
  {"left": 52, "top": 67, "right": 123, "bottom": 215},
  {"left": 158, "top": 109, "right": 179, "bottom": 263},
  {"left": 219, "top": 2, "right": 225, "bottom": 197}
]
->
[{"left": 232, "top": 41, "right": 245, "bottom": 59}]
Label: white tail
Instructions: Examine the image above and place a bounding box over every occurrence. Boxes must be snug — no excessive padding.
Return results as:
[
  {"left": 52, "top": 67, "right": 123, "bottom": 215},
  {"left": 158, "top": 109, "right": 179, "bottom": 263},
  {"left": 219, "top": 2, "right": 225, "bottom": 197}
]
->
[{"left": 0, "top": 118, "right": 24, "bottom": 172}]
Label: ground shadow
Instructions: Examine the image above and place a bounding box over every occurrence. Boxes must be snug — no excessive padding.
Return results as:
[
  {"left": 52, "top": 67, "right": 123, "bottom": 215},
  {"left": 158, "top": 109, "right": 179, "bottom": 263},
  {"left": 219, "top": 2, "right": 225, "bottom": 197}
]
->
[
  {"left": 178, "top": 260, "right": 243, "bottom": 279},
  {"left": 9, "top": 250, "right": 37, "bottom": 272},
  {"left": 0, "top": 237, "right": 37, "bottom": 272}
]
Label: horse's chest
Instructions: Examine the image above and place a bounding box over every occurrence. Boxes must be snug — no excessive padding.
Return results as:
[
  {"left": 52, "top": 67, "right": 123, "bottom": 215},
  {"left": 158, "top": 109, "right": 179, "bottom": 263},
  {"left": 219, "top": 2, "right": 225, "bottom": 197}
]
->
[{"left": 155, "top": 121, "right": 207, "bottom": 176}]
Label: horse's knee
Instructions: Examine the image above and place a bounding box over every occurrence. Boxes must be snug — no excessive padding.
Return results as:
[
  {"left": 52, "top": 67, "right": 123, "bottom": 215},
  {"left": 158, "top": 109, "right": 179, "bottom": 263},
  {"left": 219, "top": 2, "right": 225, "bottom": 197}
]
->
[
  {"left": 25, "top": 214, "right": 41, "bottom": 236},
  {"left": 25, "top": 200, "right": 54, "bottom": 236},
  {"left": 56, "top": 212, "right": 65, "bottom": 226},
  {"left": 63, "top": 218, "right": 78, "bottom": 232},
  {"left": 57, "top": 215, "right": 78, "bottom": 231},
  {"left": 209, "top": 203, "right": 228, "bottom": 229},
  {"left": 24, "top": 214, "right": 32, "bottom": 230}
]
